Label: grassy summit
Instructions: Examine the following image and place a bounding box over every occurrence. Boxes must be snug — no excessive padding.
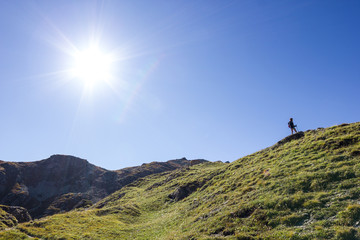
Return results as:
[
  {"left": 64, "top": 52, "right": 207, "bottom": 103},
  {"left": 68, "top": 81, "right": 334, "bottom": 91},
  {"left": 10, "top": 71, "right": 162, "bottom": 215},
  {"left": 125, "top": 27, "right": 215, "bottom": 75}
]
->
[{"left": 1, "top": 122, "right": 360, "bottom": 239}]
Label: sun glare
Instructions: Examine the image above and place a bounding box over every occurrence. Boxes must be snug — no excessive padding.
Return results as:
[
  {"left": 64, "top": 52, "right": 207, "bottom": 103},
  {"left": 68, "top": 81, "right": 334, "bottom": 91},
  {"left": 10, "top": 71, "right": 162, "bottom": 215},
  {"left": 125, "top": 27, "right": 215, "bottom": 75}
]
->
[{"left": 72, "top": 46, "right": 113, "bottom": 86}]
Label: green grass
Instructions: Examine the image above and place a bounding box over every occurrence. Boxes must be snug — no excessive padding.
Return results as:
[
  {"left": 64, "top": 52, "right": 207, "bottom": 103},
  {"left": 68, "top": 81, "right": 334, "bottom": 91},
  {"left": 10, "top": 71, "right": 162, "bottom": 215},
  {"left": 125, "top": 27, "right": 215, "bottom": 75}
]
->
[{"left": 1, "top": 122, "right": 360, "bottom": 239}]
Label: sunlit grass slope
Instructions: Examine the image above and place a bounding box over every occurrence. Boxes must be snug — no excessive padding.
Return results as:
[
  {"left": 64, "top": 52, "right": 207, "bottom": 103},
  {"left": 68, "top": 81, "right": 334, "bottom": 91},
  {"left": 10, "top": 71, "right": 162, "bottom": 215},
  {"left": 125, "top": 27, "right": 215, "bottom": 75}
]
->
[{"left": 1, "top": 122, "right": 360, "bottom": 239}]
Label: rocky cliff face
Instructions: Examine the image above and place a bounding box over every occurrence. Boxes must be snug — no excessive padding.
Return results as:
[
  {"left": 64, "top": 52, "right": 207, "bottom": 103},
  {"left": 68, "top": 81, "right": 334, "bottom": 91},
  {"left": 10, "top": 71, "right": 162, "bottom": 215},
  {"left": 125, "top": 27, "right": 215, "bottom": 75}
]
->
[{"left": 0, "top": 155, "right": 207, "bottom": 219}]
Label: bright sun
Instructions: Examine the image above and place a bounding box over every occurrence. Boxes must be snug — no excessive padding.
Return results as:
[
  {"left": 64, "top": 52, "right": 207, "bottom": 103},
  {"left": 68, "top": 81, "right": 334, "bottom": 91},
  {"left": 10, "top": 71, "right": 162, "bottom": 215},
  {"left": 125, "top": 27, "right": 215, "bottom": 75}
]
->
[{"left": 72, "top": 46, "right": 113, "bottom": 86}]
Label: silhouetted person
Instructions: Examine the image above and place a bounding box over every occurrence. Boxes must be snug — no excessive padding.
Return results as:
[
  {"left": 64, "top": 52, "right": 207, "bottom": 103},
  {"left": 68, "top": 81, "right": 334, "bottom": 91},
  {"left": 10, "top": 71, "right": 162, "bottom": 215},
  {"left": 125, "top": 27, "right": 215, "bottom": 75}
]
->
[{"left": 288, "top": 118, "right": 297, "bottom": 134}]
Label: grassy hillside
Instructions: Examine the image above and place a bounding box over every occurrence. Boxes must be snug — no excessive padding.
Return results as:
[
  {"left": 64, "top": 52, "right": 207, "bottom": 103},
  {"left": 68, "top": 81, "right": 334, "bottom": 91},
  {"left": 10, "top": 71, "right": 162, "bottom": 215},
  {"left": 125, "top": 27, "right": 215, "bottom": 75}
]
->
[{"left": 1, "top": 122, "right": 360, "bottom": 239}]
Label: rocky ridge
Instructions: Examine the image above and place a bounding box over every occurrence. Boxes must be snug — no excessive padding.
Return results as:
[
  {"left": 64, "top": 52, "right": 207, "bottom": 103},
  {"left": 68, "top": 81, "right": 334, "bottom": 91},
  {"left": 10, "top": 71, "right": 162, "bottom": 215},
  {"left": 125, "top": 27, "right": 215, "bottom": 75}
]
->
[{"left": 0, "top": 155, "right": 207, "bottom": 219}]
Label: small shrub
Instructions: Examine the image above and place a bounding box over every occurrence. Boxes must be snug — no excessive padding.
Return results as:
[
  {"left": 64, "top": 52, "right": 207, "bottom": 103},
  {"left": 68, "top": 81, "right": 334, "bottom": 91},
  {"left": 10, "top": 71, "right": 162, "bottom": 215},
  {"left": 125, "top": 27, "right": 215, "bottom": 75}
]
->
[
  {"left": 241, "top": 186, "right": 254, "bottom": 194},
  {"left": 313, "top": 226, "right": 335, "bottom": 239},
  {"left": 310, "top": 179, "right": 327, "bottom": 191},
  {"left": 234, "top": 233, "right": 255, "bottom": 240},
  {"left": 229, "top": 207, "right": 255, "bottom": 219},
  {"left": 251, "top": 209, "right": 268, "bottom": 225},
  {"left": 281, "top": 213, "right": 309, "bottom": 226},
  {"left": 330, "top": 155, "right": 347, "bottom": 162},
  {"left": 31, "top": 220, "right": 47, "bottom": 228},
  {"left": 338, "top": 181, "right": 356, "bottom": 190},
  {"left": 349, "top": 188, "right": 360, "bottom": 199},
  {"left": 350, "top": 150, "right": 360, "bottom": 157},
  {"left": 268, "top": 218, "right": 280, "bottom": 228},
  {"left": 0, "top": 230, "right": 29, "bottom": 239},
  {"left": 289, "top": 234, "right": 311, "bottom": 240},
  {"left": 335, "top": 227, "right": 358, "bottom": 240},
  {"left": 275, "top": 194, "right": 307, "bottom": 210},
  {"left": 303, "top": 199, "right": 323, "bottom": 208},
  {"left": 338, "top": 205, "right": 360, "bottom": 226},
  {"left": 340, "top": 170, "right": 356, "bottom": 180}
]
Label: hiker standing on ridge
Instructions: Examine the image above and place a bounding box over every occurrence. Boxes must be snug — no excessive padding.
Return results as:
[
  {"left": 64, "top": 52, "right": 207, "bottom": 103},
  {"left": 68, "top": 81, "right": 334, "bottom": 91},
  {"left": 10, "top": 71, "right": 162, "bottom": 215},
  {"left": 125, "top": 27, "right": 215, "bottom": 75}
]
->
[{"left": 288, "top": 118, "right": 297, "bottom": 134}]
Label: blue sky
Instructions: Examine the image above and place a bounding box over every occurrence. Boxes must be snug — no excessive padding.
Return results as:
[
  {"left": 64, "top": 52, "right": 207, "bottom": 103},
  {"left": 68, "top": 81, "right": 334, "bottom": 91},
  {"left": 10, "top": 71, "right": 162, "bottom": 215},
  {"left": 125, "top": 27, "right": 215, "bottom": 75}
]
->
[{"left": 0, "top": 0, "right": 359, "bottom": 170}]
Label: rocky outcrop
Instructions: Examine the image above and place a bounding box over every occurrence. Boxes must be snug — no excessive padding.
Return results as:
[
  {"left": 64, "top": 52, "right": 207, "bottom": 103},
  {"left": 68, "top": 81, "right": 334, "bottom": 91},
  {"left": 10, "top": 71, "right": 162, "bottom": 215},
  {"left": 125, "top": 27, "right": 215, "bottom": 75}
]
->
[
  {"left": 0, "top": 205, "right": 31, "bottom": 223},
  {"left": 167, "top": 169, "right": 223, "bottom": 202},
  {"left": 0, "top": 155, "right": 207, "bottom": 219},
  {"left": 0, "top": 208, "right": 17, "bottom": 229},
  {"left": 44, "top": 193, "right": 92, "bottom": 216},
  {"left": 271, "top": 131, "right": 305, "bottom": 149},
  {"left": 277, "top": 131, "right": 305, "bottom": 145},
  {"left": 168, "top": 180, "right": 206, "bottom": 201}
]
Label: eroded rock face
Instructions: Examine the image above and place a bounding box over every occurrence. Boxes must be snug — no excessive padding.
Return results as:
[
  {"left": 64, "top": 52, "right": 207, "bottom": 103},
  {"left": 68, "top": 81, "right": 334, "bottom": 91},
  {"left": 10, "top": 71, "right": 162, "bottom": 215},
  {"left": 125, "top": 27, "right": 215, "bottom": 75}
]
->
[{"left": 0, "top": 155, "right": 206, "bottom": 219}]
